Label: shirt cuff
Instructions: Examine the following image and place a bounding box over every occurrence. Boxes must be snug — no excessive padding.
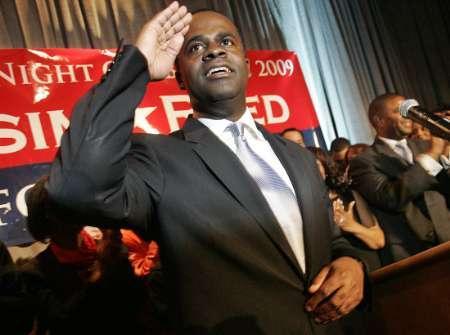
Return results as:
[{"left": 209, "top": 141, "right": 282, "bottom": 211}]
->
[
  {"left": 415, "top": 154, "right": 443, "bottom": 176},
  {"left": 440, "top": 154, "right": 450, "bottom": 169}
]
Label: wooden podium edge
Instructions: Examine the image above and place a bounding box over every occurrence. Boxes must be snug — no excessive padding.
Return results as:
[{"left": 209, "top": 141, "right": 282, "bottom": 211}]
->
[{"left": 370, "top": 241, "right": 450, "bottom": 283}]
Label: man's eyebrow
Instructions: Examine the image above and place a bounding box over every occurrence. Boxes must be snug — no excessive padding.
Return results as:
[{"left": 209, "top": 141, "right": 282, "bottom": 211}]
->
[
  {"left": 185, "top": 35, "right": 204, "bottom": 45},
  {"left": 185, "top": 31, "right": 239, "bottom": 46},
  {"left": 215, "top": 31, "right": 238, "bottom": 40}
]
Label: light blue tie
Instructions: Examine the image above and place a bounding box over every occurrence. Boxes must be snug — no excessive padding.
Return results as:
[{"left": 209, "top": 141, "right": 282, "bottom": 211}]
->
[
  {"left": 228, "top": 123, "right": 305, "bottom": 271},
  {"left": 395, "top": 140, "right": 413, "bottom": 164}
]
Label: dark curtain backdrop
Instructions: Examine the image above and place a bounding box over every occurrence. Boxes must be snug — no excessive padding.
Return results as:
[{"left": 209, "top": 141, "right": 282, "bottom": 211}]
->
[
  {"left": 331, "top": 0, "right": 449, "bottom": 110},
  {"left": 377, "top": 0, "right": 450, "bottom": 109},
  {"left": 0, "top": 0, "right": 285, "bottom": 50}
]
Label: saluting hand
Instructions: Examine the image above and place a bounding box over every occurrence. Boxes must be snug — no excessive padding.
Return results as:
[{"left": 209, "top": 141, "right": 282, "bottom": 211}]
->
[{"left": 136, "top": 1, "right": 192, "bottom": 81}]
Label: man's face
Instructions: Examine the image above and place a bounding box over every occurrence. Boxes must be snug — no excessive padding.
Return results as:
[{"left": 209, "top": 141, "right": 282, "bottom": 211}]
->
[
  {"left": 331, "top": 148, "right": 348, "bottom": 170},
  {"left": 411, "top": 122, "right": 432, "bottom": 141},
  {"left": 282, "top": 130, "right": 305, "bottom": 147},
  {"left": 176, "top": 11, "right": 248, "bottom": 111},
  {"left": 378, "top": 96, "right": 413, "bottom": 139}
]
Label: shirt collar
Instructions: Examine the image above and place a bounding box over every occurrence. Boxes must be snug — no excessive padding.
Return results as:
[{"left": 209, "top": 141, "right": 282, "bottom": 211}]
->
[
  {"left": 197, "top": 109, "right": 264, "bottom": 141},
  {"left": 378, "top": 136, "right": 408, "bottom": 149}
]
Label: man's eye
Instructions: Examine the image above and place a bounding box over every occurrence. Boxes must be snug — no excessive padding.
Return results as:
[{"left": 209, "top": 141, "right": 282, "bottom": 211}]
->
[
  {"left": 189, "top": 43, "right": 203, "bottom": 53},
  {"left": 221, "top": 38, "right": 233, "bottom": 46}
]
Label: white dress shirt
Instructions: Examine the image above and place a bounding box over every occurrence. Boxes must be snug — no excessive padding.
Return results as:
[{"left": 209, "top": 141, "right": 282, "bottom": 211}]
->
[{"left": 197, "top": 110, "right": 306, "bottom": 271}]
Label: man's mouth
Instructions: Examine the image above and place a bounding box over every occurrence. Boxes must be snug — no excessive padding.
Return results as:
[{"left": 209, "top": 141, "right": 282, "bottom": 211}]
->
[{"left": 205, "top": 66, "right": 232, "bottom": 78}]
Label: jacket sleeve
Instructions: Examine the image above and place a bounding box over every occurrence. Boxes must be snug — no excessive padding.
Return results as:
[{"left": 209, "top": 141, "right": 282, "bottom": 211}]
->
[
  {"left": 47, "top": 45, "right": 163, "bottom": 236},
  {"left": 349, "top": 154, "right": 440, "bottom": 212}
]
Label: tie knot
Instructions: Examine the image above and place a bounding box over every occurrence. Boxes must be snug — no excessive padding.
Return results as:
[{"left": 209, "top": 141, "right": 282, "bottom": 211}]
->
[
  {"left": 394, "top": 140, "right": 413, "bottom": 163},
  {"left": 228, "top": 123, "right": 245, "bottom": 140},
  {"left": 396, "top": 140, "right": 407, "bottom": 147}
]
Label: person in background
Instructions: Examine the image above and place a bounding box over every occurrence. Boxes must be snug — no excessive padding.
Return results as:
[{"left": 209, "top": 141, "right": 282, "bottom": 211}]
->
[
  {"left": 345, "top": 144, "right": 370, "bottom": 166},
  {"left": 342, "top": 143, "right": 370, "bottom": 181},
  {"left": 349, "top": 93, "right": 450, "bottom": 265},
  {"left": 45, "top": 3, "right": 368, "bottom": 334},
  {"left": 409, "top": 122, "right": 432, "bottom": 141},
  {"left": 330, "top": 137, "right": 351, "bottom": 172},
  {"left": 281, "top": 127, "right": 306, "bottom": 147},
  {"left": 307, "top": 147, "right": 385, "bottom": 255},
  {"left": 0, "top": 176, "right": 165, "bottom": 335}
]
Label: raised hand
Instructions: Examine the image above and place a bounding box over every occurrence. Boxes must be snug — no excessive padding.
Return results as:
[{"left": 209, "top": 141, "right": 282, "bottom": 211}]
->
[
  {"left": 136, "top": 2, "right": 192, "bottom": 81},
  {"left": 333, "top": 199, "right": 356, "bottom": 230},
  {"left": 427, "top": 135, "right": 448, "bottom": 161}
]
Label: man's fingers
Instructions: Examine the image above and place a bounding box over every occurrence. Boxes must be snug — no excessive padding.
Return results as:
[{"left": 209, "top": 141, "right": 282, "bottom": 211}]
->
[
  {"left": 167, "top": 5, "right": 189, "bottom": 28},
  {"left": 348, "top": 200, "right": 356, "bottom": 212},
  {"left": 163, "top": 12, "right": 192, "bottom": 40},
  {"left": 306, "top": 257, "right": 365, "bottom": 323},
  {"left": 180, "top": 25, "right": 190, "bottom": 37},
  {"left": 162, "top": 5, "right": 188, "bottom": 32},
  {"left": 311, "top": 288, "right": 348, "bottom": 323},
  {"left": 155, "top": 1, "right": 181, "bottom": 27},
  {"left": 308, "top": 265, "right": 330, "bottom": 294},
  {"left": 305, "top": 274, "right": 340, "bottom": 312}
]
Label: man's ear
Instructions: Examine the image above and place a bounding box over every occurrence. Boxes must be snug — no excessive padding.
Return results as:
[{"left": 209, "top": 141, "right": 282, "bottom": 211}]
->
[
  {"left": 174, "top": 59, "right": 186, "bottom": 90},
  {"left": 175, "top": 70, "right": 186, "bottom": 89},
  {"left": 372, "top": 114, "right": 384, "bottom": 131}
]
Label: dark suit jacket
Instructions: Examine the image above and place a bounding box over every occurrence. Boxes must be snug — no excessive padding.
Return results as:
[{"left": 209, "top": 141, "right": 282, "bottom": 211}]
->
[
  {"left": 349, "top": 138, "right": 450, "bottom": 265},
  {"left": 48, "top": 45, "right": 366, "bottom": 334}
]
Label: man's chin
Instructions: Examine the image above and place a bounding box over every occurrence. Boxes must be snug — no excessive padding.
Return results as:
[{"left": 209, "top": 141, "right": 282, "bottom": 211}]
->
[
  {"left": 202, "top": 88, "right": 242, "bottom": 103},
  {"left": 399, "top": 129, "right": 413, "bottom": 137}
]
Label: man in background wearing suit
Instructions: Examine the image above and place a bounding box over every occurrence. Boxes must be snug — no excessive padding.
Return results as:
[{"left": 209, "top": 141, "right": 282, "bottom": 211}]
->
[
  {"left": 349, "top": 93, "right": 450, "bottom": 265},
  {"left": 47, "top": 2, "right": 366, "bottom": 334}
]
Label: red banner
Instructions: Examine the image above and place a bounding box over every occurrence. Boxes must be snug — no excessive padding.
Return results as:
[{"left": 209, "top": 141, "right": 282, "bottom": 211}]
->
[
  {"left": 0, "top": 48, "right": 320, "bottom": 245},
  {"left": 0, "top": 48, "right": 318, "bottom": 169}
]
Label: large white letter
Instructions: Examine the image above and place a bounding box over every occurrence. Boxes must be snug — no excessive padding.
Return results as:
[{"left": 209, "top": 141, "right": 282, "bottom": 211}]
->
[
  {"left": 263, "top": 95, "right": 290, "bottom": 124},
  {"left": 246, "top": 95, "right": 265, "bottom": 124},
  {"left": 75, "top": 64, "right": 94, "bottom": 82},
  {"left": 134, "top": 107, "right": 159, "bottom": 134},
  {"left": 31, "top": 63, "right": 53, "bottom": 84},
  {"left": 0, "top": 63, "right": 16, "bottom": 85},
  {"left": 47, "top": 110, "right": 70, "bottom": 147},
  {"left": 161, "top": 95, "right": 192, "bottom": 132},
  {"left": 16, "top": 184, "right": 34, "bottom": 217},
  {"left": 26, "top": 112, "right": 49, "bottom": 149},
  {"left": 0, "top": 114, "right": 27, "bottom": 154},
  {"left": 0, "top": 188, "right": 11, "bottom": 226},
  {"left": 55, "top": 64, "right": 77, "bottom": 83}
]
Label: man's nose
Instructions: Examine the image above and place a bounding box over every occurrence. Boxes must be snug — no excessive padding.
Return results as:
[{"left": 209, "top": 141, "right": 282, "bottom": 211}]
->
[{"left": 202, "top": 46, "right": 226, "bottom": 62}]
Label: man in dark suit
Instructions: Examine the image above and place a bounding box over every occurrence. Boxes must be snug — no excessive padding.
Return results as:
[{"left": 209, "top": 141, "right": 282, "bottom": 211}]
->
[
  {"left": 349, "top": 93, "right": 450, "bottom": 265},
  {"left": 47, "top": 3, "right": 366, "bottom": 334}
]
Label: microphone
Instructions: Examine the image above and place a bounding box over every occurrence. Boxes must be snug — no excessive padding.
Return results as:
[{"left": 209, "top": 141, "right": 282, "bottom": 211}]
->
[{"left": 399, "top": 99, "right": 450, "bottom": 141}]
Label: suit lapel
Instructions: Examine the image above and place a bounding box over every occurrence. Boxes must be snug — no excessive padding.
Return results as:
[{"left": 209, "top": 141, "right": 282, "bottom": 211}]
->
[
  {"left": 372, "top": 138, "right": 413, "bottom": 174},
  {"left": 183, "top": 118, "right": 304, "bottom": 279},
  {"left": 373, "top": 138, "right": 409, "bottom": 165}
]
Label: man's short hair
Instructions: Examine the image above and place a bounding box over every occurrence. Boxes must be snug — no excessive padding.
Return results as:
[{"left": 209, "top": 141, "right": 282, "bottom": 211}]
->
[
  {"left": 280, "top": 128, "right": 302, "bottom": 136},
  {"left": 330, "top": 137, "right": 350, "bottom": 153}
]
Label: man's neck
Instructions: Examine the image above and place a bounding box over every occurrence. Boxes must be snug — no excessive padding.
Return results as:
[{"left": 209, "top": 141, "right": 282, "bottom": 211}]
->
[{"left": 192, "top": 97, "right": 246, "bottom": 122}]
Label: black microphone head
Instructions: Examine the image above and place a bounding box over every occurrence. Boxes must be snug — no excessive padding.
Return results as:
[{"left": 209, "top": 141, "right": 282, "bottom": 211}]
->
[{"left": 399, "top": 99, "right": 419, "bottom": 117}]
